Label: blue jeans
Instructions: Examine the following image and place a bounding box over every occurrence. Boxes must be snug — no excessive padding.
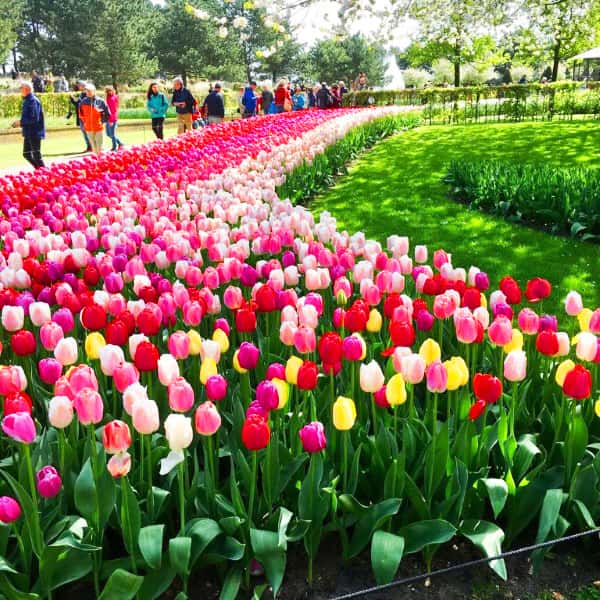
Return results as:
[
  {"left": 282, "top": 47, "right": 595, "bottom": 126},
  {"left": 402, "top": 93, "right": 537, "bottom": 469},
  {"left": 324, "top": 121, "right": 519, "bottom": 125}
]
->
[
  {"left": 105, "top": 121, "right": 123, "bottom": 150},
  {"left": 79, "top": 122, "right": 90, "bottom": 149}
]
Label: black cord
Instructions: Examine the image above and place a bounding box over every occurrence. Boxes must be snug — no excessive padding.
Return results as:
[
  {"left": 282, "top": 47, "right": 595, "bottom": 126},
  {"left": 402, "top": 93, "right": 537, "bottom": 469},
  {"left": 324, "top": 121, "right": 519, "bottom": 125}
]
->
[{"left": 330, "top": 528, "right": 600, "bottom": 600}]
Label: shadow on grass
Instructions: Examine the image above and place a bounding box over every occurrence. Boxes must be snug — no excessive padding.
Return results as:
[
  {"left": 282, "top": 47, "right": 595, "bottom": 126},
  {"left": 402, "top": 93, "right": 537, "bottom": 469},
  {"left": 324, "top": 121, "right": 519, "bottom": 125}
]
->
[{"left": 310, "top": 120, "right": 600, "bottom": 315}]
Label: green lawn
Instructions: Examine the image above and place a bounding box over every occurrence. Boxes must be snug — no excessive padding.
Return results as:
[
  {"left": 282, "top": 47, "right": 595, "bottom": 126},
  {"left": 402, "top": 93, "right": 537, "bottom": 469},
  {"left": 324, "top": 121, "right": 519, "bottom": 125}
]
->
[{"left": 311, "top": 120, "right": 600, "bottom": 315}]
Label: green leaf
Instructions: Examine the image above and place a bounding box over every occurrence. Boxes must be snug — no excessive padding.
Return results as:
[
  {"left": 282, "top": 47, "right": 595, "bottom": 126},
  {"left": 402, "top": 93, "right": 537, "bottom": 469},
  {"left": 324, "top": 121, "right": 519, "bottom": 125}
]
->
[
  {"left": 0, "top": 574, "right": 40, "bottom": 600},
  {"left": 371, "top": 531, "right": 404, "bottom": 585},
  {"left": 98, "top": 569, "right": 143, "bottom": 600},
  {"left": 138, "top": 525, "right": 164, "bottom": 570},
  {"left": 169, "top": 537, "right": 192, "bottom": 577},
  {"left": 348, "top": 498, "right": 401, "bottom": 558},
  {"left": 119, "top": 477, "right": 141, "bottom": 557},
  {"left": 532, "top": 489, "right": 565, "bottom": 571},
  {"left": 461, "top": 520, "right": 507, "bottom": 580},
  {"left": 74, "top": 457, "right": 116, "bottom": 529},
  {"left": 187, "top": 519, "right": 222, "bottom": 566},
  {"left": 348, "top": 443, "right": 362, "bottom": 495},
  {"left": 298, "top": 454, "right": 327, "bottom": 521},
  {"left": 512, "top": 435, "right": 542, "bottom": 483},
  {"left": 565, "top": 415, "right": 588, "bottom": 477},
  {"left": 219, "top": 566, "right": 242, "bottom": 600},
  {"left": 219, "top": 516, "right": 243, "bottom": 536},
  {"left": 250, "top": 529, "right": 286, "bottom": 596},
  {"left": 478, "top": 478, "right": 509, "bottom": 519},
  {"left": 277, "top": 507, "right": 293, "bottom": 550},
  {"left": 138, "top": 565, "right": 176, "bottom": 600},
  {"left": 0, "top": 557, "right": 17, "bottom": 575},
  {"left": 262, "top": 439, "right": 280, "bottom": 510},
  {"left": 400, "top": 519, "right": 456, "bottom": 554},
  {"left": 205, "top": 536, "right": 245, "bottom": 562}
]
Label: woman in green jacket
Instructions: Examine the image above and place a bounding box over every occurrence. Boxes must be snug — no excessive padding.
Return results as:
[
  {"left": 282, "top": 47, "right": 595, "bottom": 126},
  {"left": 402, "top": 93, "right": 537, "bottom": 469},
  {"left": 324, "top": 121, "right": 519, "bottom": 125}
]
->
[{"left": 146, "top": 82, "right": 169, "bottom": 139}]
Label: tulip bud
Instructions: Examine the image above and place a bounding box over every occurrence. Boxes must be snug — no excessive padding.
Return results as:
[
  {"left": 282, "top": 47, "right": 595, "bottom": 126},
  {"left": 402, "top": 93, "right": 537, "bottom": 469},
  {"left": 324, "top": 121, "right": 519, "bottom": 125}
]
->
[
  {"left": 298, "top": 421, "right": 327, "bottom": 453},
  {"left": 194, "top": 401, "right": 221, "bottom": 436},
  {"left": 386, "top": 373, "right": 406, "bottom": 406},
  {"left": 36, "top": 466, "right": 62, "bottom": 498},
  {"left": 48, "top": 396, "right": 74, "bottom": 429},
  {"left": 333, "top": 396, "right": 356, "bottom": 431}
]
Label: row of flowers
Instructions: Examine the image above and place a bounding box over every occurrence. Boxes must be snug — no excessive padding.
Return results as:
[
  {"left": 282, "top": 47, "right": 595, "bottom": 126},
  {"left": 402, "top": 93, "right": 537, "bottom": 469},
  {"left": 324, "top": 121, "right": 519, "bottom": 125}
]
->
[{"left": 0, "top": 108, "right": 598, "bottom": 599}]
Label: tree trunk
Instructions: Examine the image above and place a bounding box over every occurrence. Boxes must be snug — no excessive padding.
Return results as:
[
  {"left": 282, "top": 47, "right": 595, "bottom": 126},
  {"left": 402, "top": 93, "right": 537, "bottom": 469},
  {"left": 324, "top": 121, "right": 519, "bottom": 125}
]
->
[
  {"left": 182, "top": 69, "right": 187, "bottom": 87},
  {"left": 551, "top": 40, "right": 561, "bottom": 82},
  {"left": 12, "top": 46, "right": 19, "bottom": 73},
  {"left": 454, "top": 61, "right": 460, "bottom": 87},
  {"left": 112, "top": 73, "right": 118, "bottom": 92}
]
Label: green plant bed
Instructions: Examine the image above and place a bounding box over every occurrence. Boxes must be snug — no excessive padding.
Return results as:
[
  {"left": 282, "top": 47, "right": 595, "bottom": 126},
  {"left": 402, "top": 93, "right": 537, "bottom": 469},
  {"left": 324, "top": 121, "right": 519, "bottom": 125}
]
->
[{"left": 310, "top": 120, "right": 600, "bottom": 315}]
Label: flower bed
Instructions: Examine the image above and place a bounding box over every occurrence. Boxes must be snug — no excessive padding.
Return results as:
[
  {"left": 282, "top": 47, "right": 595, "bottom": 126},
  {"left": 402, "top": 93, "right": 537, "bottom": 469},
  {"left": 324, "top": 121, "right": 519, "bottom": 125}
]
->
[{"left": 0, "top": 108, "right": 598, "bottom": 599}]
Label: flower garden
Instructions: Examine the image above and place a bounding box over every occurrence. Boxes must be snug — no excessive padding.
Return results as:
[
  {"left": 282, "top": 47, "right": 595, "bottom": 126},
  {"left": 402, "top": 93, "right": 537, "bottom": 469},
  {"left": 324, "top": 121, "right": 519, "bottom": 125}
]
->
[{"left": 0, "top": 108, "right": 598, "bottom": 599}]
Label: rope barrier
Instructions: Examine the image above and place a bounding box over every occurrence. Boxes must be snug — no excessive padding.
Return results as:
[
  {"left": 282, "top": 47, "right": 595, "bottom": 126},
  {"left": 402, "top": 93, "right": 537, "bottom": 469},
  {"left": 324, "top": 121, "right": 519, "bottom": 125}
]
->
[{"left": 330, "top": 528, "right": 600, "bottom": 599}]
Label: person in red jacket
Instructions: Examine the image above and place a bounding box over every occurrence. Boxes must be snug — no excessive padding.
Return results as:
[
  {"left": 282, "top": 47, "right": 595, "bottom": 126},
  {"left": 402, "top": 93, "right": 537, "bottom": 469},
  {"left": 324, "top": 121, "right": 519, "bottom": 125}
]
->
[
  {"left": 273, "top": 80, "right": 291, "bottom": 113},
  {"left": 78, "top": 83, "right": 109, "bottom": 154}
]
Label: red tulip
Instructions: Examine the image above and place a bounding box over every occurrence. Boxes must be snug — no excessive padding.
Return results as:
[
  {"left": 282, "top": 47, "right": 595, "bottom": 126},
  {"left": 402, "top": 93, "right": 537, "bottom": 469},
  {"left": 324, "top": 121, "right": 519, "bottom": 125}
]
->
[
  {"left": 102, "top": 420, "right": 132, "bottom": 454},
  {"left": 137, "top": 307, "right": 161, "bottom": 337},
  {"left": 83, "top": 264, "right": 101, "bottom": 286},
  {"left": 105, "top": 320, "right": 129, "bottom": 346},
  {"left": 344, "top": 307, "right": 367, "bottom": 332},
  {"left": 525, "top": 277, "right": 552, "bottom": 303},
  {"left": 3, "top": 391, "right": 33, "bottom": 416},
  {"left": 562, "top": 365, "right": 592, "bottom": 400},
  {"left": 134, "top": 341, "right": 159, "bottom": 372},
  {"left": 241, "top": 414, "right": 270, "bottom": 450},
  {"left": 389, "top": 321, "right": 416, "bottom": 347},
  {"left": 10, "top": 330, "right": 36, "bottom": 356},
  {"left": 461, "top": 287, "right": 482, "bottom": 310},
  {"left": 473, "top": 373, "right": 502, "bottom": 404},
  {"left": 235, "top": 307, "right": 257, "bottom": 333},
  {"left": 383, "top": 294, "right": 403, "bottom": 319},
  {"left": 297, "top": 361, "right": 318, "bottom": 391},
  {"left": 499, "top": 276, "right": 522, "bottom": 305},
  {"left": 81, "top": 304, "right": 107, "bottom": 331},
  {"left": 318, "top": 332, "right": 343, "bottom": 365},
  {"left": 468, "top": 399, "right": 487, "bottom": 420},
  {"left": 255, "top": 285, "right": 277, "bottom": 312},
  {"left": 536, "top": 330, "right": 559, "bottom": 356}
]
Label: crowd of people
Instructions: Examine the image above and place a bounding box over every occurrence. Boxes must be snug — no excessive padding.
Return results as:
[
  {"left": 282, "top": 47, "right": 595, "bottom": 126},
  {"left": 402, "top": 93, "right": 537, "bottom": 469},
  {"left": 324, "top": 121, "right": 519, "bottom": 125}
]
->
[{"left": 12, "top": 71, "right": 369, "bottom": 170}]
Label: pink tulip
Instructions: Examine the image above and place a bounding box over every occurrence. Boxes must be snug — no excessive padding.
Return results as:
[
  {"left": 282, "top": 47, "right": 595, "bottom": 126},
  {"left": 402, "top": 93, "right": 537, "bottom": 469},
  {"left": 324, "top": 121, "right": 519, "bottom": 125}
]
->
[
  {"left": 54, "top": 337, "right": 78, "bottom": 366},
  {"left": 38, "top": 358, "right": 62, "bottom": 385},
  {"left": 237, "top": 342, "right": 259, "bottom": 369},
  {"left": 113, "top": 362, "right": 139, "bottom": 393},
  {"left": 1, "top": 305, "right": 24, "bottom": 332},
  {"left": 73, "top": 388, "right": 103, "bottom": 425},
  {"left": 298, "top": 421, "right": 327, "bottom": 453},
  {"left": 132, "top": 398, "right": 160, "bottom": 434},
  {"left": 29, "top": 302, "right": 51, "bottom": 327},
  {"left": 576, "top": 332, "right": 597, "bottom": 362},
  {"left": 504, "top": 350, "right": 527, "bottom": 382},
  {"left": 433, "top": 294, "right": 457, "bottom": 319},
  {"left": 107, "top": 452, "right": 131, "bottom": 478},
  {"left": 168, "top": 377, "right": 195, "bottom": 412},
  {"left": 414, "top": 245, "right": 428, "bottom": 263},
  {"left": 168, "top": 331, "right": 191, "bottom": 359},
  {"left": 123, "top": 382, "right": 148, "bottom": 415},
  {"left": 2, "top": 411, "right": 36, "bottom": 443},
  {"left": 488, "top": 316, "right": 513, "bottom": 346},
  {"left": 556, "top": 332, "right": 570, "bottom": 357},
  {"left": 67, "top": 364, "right": 99, "bottom": 394},
  {"left": 359, "top": 360, "right": 385, "bottom": 393},
  {"left": 294, "top": 326, "right": 316, "bottom": 354},
  {"left": 99, "top": 344, "right": 125, "bottom": 376},
  {"left": 455, "top": 312, "right": 478, "bottom": 344},
  {"left": 590, "top": 309, "right": 600, "bottom": 334},
  {"left": 518, "top": 308, "right": 540, "bottom": 335},
  {"left": 0, "top": 496, "right": 21, "bottom": 524},
  {"left": 0, "top": 365, "right": 27, "bottom": 395},
  {"left": 194, "top": 401, "right": 221, "bottom": 436},
  {"left": 36, "top": 466, "right": 62, "bottom": 498},
  {"left": 564, "top": 291, "right": 583, "bottom": 317},
  {"left": 256, "top": 380, "right": 279, "bottom": 411},
  {"left": 426, "top": 361, "right": 448, "bottom": 393},
  {"left": 401, "top": 353, "right": 426, "bottom": 384},
  {"left": 158, "top": 354, "right": 180, "bottom": 386},
  {"left": 205, "top": 374, "right": 228, "bottom": 401},
  {"left": 40, "top": 322, "right": 64, "bottom": 351},
  {"left": 48, "top": 396, "right": 74, "bottom": 429}
]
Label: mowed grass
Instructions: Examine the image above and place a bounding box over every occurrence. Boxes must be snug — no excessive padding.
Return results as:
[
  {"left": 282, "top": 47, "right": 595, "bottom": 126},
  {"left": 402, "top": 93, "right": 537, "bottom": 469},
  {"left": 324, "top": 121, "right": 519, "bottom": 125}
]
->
[{"left": 311, "top": 120, "right": 600, "bottom": 315}]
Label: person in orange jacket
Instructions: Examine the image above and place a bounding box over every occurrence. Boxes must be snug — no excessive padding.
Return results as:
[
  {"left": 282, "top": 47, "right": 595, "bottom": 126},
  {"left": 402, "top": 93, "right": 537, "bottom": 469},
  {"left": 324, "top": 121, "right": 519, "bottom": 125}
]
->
[{"left": 78, "top": 83, "right": 109, "bottom": 154}]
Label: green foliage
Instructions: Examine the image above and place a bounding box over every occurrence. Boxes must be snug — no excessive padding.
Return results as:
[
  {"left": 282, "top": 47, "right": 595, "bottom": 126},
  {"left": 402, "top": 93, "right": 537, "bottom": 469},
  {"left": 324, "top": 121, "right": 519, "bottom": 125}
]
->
[
  {"left": 444, "top": 159, "right": 600, "bottom": 241},
  {"left": 0, "top": 0, "right": 23, "bottom": 65}
]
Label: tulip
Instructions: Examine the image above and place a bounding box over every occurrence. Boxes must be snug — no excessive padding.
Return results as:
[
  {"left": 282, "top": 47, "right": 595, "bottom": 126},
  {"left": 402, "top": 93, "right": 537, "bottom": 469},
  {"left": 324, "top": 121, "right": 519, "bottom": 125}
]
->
[
  {"left": 241, "top": 414, "right": 270, "bottom": 450},
  {"left": 195, "top": 401, "right": 222, "bottom": 436},
  {"left": 386, "top": 373, "right": 406, "bottom": 406},
  {"left": 359, "top": 360, "right": 385, "bottom": 393},
  {"left": 85, "top": 332, "right": 106, "bottom": 360},
  {"left": 426, "top": 361, "right": 448, "bottom": 393},
  {"left": 473, "top": 373, "right": 502, "bottom": 404},
  {"left": 73, "top": 388, "right": 103, "bottom": 425},
  {"left": 256, "top": 380, "right": 279, "bottom": 410},
  {"left": 525, "top": 277, "right": 551, "bottom": 303},
  {"left": 285, "top": 356, "right": 303, "bottom": 385},
  {"left": 343, "top": 334, "right": 366, "bottom": 361},
  {"left": 38, "top": 358, "right": 62, "bottom": 385},
  {"left": 36, "top": 466, "right": 62, "bottom": 498},
  {"left": 29, "top": 302, "right": 51, "bottom": 327},
  {"left": 113, "top": 362, "right": 139, "bottom": 393},
  {"left": 0, "top": 496, "right": 21, "bottom": 524},
  {"left": 536, "top": 330, "right": 559, "bottom": 356},
  {"left": 504, "top": 351, "right": 527, "bottom": 382},
  {"left": 555, "top": 359, "right": 576, "bottom": 387},
  {"left": 297, "top": 361, "right": 319, "bottom": 391},
  {"left": 444, "top": 357, "right": 465, "bottom": 391},
  {"left": 134, "top": 340, "right": 159, "bottom": 372},
  {"left": 102, "top": 420, "right": 131, "bottom": 454},
  {"left": 298, "top": 421, "right": 327, "bottom": 453},
  {"left": 168, "top": 331, "right": 191, "bottom": 360},
  {"left": 187, "top": 330, "right": 202, "bottom": 355},
  {"left": 212, "top": 328, "right": 230, "bottom": 353},
  {"left": 366, "top": 309, "right": 383, "bottom": 333},
  {"left": 237, "top": 342, "right": 260, "bottom": 370},
  {"left": 48, "top": 396, "right": 74, "bottom": 429},
  {"left": 576, "top": 332, "right": 597, "bottom": 362},
  {"left": 168, "top": 377, "right": 195, "bottom": 412},
  {"left": 99, "top": 344, "right": 125, "bottom": 376},
  {"left": 488, "top": 316, "right": 513, "bottom": 346},
  {"left": 503, "top": 329, "right": 524, "bottom": 354},
  {"left": 455, "top": 313, "right": 478, "bottom": 344},
  {"left": 333, "top": 396, "right": 357, "bottom": 431},
  {"left": 4, "top": 391, "right": 33, "bottom": 416},
  {"left": 578, "top": 308, "right": 593, "bottom": 332},
  {"left": 589, "top": 309, "right": 600, "bottom": 333},
  {"left": 401, "top": 353, "right": 426, "bottom": 384},
  {"left": 164, "top": 413, "right": 194, "bottom": 451},
  {"left": 11, "top": 330, "right": 36, "bottom": 356},
  {"left": 468, "top": 399, "right": 487, "bottom": 421},
  {"left": 200, "top": 357, "right": 218, "bottom": 385},
  {"left": 266, "top": 363, "right": 286, "bottom": 381},
  {"left": 205, "top": 374, "right": 228, "bottom": 402},
  {"left": 2, "top": 412, "right": 36, "bottom": 443},
  {"left": 419, "top": 339, "right": 441, "bottom": 366},
  {"left": 565, "top": 291, "right": 583, "bottom": 317},
  {"left": 562, "top": 364, "right": 592, "bottom": 400},
  {"left": 158, "top": 354, "right": 180, "bottom": 386},
  {"left": 1, "top": 306, "right": 24, "bottom": 332},
  {"left": 272, "top": 378, "right": 289, "bottom": 409},
  {"left": 132, "top": 398, "right": 160, "bottom": 434},
  {"left": 107, "top": 452, "right": 132, "bottom": 478}
]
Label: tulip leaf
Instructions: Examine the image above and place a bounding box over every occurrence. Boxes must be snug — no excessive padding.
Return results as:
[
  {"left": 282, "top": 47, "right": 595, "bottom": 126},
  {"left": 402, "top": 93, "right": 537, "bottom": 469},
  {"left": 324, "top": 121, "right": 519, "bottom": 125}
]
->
[
  {"left": 347, "top": 498, "right": 402, "bottom": 558},
  {"left": 138, "top": 525, "right": 164, "bottom": 570},
  {"left": 565, "top": 415, "right": 588, "bottom": 478},
  {"left": 250, "top": 529, "right": 286, "bottom": 596},
  {"left": 0, "top": 470, "right": 44, "bottom": 558},
  {"left": 512, "top": 435, "right": 542, "bottom": 483},
  {"left": 187, "top": 518, "right": 222, "bottom": 566},
  {"left": 461, "top": 520, "right": 507, "bottom": 580},
  {"left": 262, "top": 439, "right": 280, "bottom": 511},
  {"left": 384, "top": 456, "right": 405, "bottom": 500},
  {"left": 403, "top": 474, "right": 429, "bottom": 521},
  {"left": 276, "top": 454, "right": 307, "bottom": 499},
  {"left": 478, "top": 478, "right": 509, "bottom": 519},
  {"left": 400, "top": 519, "right": 456, "bottom": 554},
  {"left": 371, "top": 530, "right": 404, "bottom": 585},
  {"left": 219, "top": 516, "right": 243, "bottom": 536},
  {"left": 74, "top": 457, "right": 116, "bottom": 530},
  {"left": 98, "top": 569, "right": 143, "bottom": 600},
  {"left": 168, "top": 536, "right": 192, "bottom": 577},
  {"left": 570, "top": 464, "right": 598, "bottom": 513},
  {"left": 205, "top": 535, "right": 245, "bottom": 562},
  {"left": 530, "top": 489, "right": 565, "bottom": 571},
  {"left": 219, "top": 566, "right": 242, "bottom": 600},
  {"left": 348, "top": 443, "right": 363, "bottom": 495},
  {"left": 137, "top": 565, "right": 176, "bottom": 600},
  {"left": 0, "top": 574, "right": 40, "bottom": 599},
  {"left": 119, "top": 477, "right": 141, "bottom": 557},
  {"left": 151, "top": 486, "right": 170, "bottom": 518},
  {"left": 41, "top": 547, "right": 94, "bottom": 592},
  {"left": 0, "top": 558, "right": 17, "bottom": 575},
  {"left": 277, "top": 507, "right": 293, "bottom": 550}
]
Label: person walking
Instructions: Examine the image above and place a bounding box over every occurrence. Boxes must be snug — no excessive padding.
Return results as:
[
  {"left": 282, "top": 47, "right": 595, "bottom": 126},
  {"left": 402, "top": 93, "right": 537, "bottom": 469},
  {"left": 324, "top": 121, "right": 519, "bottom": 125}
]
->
[
  {"left": 292, "top": 86, "right": 305, "bottom": 110},
  {"left": 146, "top": 82, "right": 169, "bottom": 139},
  {"left": 13, "top": 81, "right": 45, "bottom": 169},
  {"left": 274, "top": 80, "right": 291, "bottom": 113},
  {"left": 241, "top": 81, "right": 259, "bottom": 118},
  {"left": 78, "top": 83, "right": 109, "bottom": 154},
  {"left": 105, "top": 86, "right": 124, "bottom": 151},
  {"left": 202, "top": 82, "right": 225, "bottom": 125},
  {"left": 171, "top": 77, "right": 195, "bottom": 134},
  {"left": 31, "top": 71, "right": 44, "bottom": 94},
  {"left": 54, "top": 74, "right": 68, "bottom": 93},
  {"left": 330, "top": 83, "right": 341, "bottom": 108},
  {"left": 261, "top": 84, "right": 273, "bottom": 114},
  {"left": 316, "top": 83, "right": 333, "bottom": 109},
  {"left": 69, "top": 81, "right": 92, "bottom": 152}
]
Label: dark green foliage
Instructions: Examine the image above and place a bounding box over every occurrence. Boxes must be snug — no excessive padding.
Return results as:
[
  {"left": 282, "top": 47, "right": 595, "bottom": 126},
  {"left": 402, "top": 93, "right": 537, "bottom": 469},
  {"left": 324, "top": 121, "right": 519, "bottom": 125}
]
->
[{"left": 444, "top": 160, "right": 600, "bottom": 241}]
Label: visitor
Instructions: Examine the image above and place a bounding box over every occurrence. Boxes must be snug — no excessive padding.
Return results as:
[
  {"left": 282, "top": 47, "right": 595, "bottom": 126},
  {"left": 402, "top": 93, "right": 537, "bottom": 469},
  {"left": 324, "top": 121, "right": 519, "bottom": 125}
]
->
[
  {"left": 31, "top": 71, "right": 44, "bottom": 94},
  {"left": 292, "top": 86, "right": 305, "bottom": 111},
  {"left": 202, "top": 82, "right": 225, "bottom": 125},
  {"left": 68, "top": 81, "right": 92, "bottom": 153},
  {"left": 78, "top": 83, "right": 109, "bottom": 154},
  {"left": 331, "top": 83, "right": 341, "bottom": 108},
  {"left": 171, "top": 76, "right": 195, "bottom": 134},
  {"left": 54, "top": 74, "right": 68, "bottom": 93},
  {"left": 316, "top": 83, "right": 333, "bottom": 109},
  {"left": 307, "top": 86, "right": 316, "bottom": 108},
  {"left": 105, "top": 86, "right": 124, "bottom": 151},
  {"left": 261, "top": 84, "right": 274, "bottom": 114},
  {"left": 14, "top": 81, "right": 45, "bottom": 169},
  {"left": 241, "top": 81, "right": 259, "bottom": 118},
  {"left": 146, "top": 82, "right": 169, "bottom": 140},
  {"left": 274, "top": 79, "right": 291, "bottom": 113},
  {"left": 353, "top": 71, "right": 369, "bottom": 91},
  {"left": 338, "top": 80, "right": 348, "bottom": 96}
]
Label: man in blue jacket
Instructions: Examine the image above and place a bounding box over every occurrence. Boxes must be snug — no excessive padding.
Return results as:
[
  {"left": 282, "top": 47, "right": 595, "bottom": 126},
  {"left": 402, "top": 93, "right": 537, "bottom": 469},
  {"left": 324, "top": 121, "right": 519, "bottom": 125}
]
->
[
  {"left": 241, "top": 81, "right": 258, "bottom": 118},
  {"left": 202, "top": 83, "right": 225, "bottom": 125},
  {"left": 14, "top": 81, "right": 45, "bottom": 169},
  {"left": 171, "top": 76, "right": 195, "bottom": 134}
]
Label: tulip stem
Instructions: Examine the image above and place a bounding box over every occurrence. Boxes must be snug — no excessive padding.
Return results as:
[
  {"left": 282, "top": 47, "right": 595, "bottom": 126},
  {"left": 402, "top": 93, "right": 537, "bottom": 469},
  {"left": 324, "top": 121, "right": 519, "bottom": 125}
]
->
[
  {"left": 427, "top": 393, "right": 438, "bottom": 508},
  {"left": 248, "top": 452, "right": 258, "bottom": 528},
  {"left": 121, "top": 477, "right": 137, "bottom": 574},
  {"left": 370, "top": 393, "right": 378, "bottom": 436},
  {"left": 341, "top": 431, "right": 348, "bottom": 492},
  {"left": 87, "top": 426, "right": 101, "bottom": 597},
  {"left": 510, "top": 382, "right": 518, "bottom": 439},
  {"left": 178, "top": 459, "right": 186, "bottom": 536},
  {"left": 145, "top": 434, "right": 154, "bottom": 518},
  {"left": 58, "top": 428, "right": 66, "bottom": 481},
  {"left": 22, "top": 444, "right": 40, "bottom": 541}
]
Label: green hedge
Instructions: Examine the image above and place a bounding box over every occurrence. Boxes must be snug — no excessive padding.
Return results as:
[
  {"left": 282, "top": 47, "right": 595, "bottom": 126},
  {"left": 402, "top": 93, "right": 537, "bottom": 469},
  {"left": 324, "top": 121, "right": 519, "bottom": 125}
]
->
[
  {"left": 444, "top": 160, "right": 600, "bottom": 242},
  {"left": 277, "top": 113, "right": 422, "bottom": 204}
]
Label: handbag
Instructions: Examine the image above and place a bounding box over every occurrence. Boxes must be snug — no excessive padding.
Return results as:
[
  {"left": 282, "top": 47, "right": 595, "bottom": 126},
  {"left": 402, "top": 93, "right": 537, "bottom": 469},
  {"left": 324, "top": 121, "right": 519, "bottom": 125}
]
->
[{"left": 283, "top": 98, "right": 292, "bottom": 112}]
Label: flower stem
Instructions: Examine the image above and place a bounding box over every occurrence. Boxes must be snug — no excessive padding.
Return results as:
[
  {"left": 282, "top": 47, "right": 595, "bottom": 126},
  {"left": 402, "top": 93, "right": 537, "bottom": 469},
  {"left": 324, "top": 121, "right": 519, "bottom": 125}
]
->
[
  {"left": 178, "top": 458, "right": 186, "bottom": 536},
  {"left": 248, "top": 452, "right": 258, "bottom": 528},
  {"left": 370, "top": 393, "right": 378, "bottom": 436},
  {"left": 120, "top": 477, "right": 137, "bottom": 574},
  {"left": 341, "top": 431, "right": 348, "bottom": 492},
  {"left": 145, "top": 434, "right": 154, "bottom": 518}
]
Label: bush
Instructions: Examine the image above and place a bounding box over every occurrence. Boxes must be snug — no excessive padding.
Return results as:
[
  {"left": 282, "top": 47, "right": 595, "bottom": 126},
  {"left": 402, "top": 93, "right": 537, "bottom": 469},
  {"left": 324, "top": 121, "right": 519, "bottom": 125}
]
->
[
  {"left": 402, "top": 68, "right": 433, "bottom": 89},
  {"left": 444, "top": 159, "right": 600, "bottom": 241}
]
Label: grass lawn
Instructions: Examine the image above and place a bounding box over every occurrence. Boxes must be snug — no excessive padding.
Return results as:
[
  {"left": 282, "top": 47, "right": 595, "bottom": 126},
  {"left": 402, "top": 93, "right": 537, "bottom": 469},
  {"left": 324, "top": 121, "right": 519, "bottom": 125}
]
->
[
  {"left": 0, "top": 122, "right": 178, "bottom": 172},
  {"left": 310, "top": 120, "right": 600, "bottom": 315}
]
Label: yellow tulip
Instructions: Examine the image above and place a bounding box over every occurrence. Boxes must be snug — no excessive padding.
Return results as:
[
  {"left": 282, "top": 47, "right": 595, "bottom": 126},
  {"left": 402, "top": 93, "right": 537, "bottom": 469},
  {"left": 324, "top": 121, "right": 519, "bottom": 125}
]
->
[
  {"left": 480, "top": 293, "right": 487, "bottom": 309},
  {"left": 232, "top": 350, "right": 247, "bottom": 374},
  {"left": 84, "top": 332, "right": 106, "bottom": 360},
  {"left": 385, "top": 373, "right": 407, "bottom": 406},
  {"left": 366, "top": 309, "right": 383, "bottom": 333},
  {"left": 336, "top": 290, "right": 348, "bottom": 306},
  {"left": 595, "top": 399, "right": 600, "bottom": 418},
  {"left": 555, "top": 359, "right": 575, "bottom": 387},
  {"left": 578, "top": 308, "right": 592, "bottom": 332},
  {"left": 503, "top": 329, "right": 524, "bottom": 354},
  {"left": 419, "top": 338, "right": 441, "bottom": 366},
  {"left": 212, "top": 328, "right": 230, "bottom": 353},
  {"left": 453, "top": 356, "right": 470, "bottom": 387},
  {"left": 285, "top": 355, "right": 303, "bottom": 385},
  {"left": 444, "top": 357, "right": 469, "bottom": 391},
  {"left": 200, "top": 357, "right": 218, "bottom": 384},
  {"left": 272, "top": 378, "right": 289, "bottom": 409},
  {"left": 333, "top": 396, "right": 357, "bottom": 431},
  {"left": 187, "top": 330, "right": 202, "bottom": 355}
]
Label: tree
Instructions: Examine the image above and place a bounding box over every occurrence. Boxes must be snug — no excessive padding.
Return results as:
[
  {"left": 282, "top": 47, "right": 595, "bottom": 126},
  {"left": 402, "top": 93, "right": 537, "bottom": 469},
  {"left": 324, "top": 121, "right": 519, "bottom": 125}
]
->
[
  {"left": 525, "top": 0, "right": 598, "bottom": 81},
  {"left": 257, "top": 36, "right": 308, "bottom": 82},
  {"left": 87, "top": 0, "right": 156, "bottom": 89},
  {"left": 0, "top": 0, "right": 23, "bottom": 68},
  {"left": 401, "top": 0, "right": 505, "bottom": 86},
  {"left": 307, "top": 34, "right": 386, "bottom": 86}
]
